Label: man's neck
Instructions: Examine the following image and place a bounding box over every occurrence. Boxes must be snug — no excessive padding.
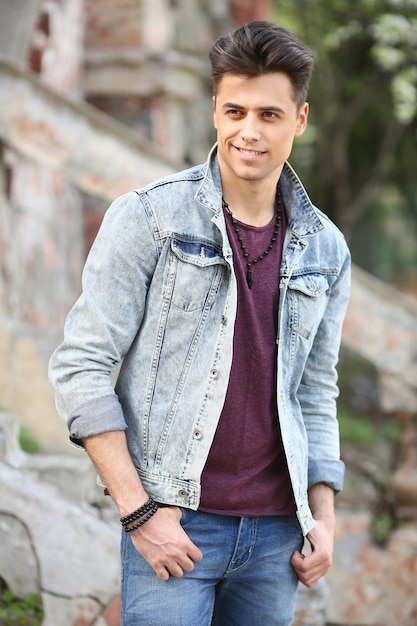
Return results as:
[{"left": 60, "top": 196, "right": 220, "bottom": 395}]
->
[
  {"left": 221, "top": 184, "right": 278, "bottom": 227},
  {"left": 219, "top": 171, "right": 282, "bottom": 227}
]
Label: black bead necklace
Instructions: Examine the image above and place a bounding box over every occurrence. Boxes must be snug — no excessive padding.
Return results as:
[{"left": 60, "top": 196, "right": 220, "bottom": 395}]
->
[{"left": 222, "top": 185, "right": 283, "bottom": 289}]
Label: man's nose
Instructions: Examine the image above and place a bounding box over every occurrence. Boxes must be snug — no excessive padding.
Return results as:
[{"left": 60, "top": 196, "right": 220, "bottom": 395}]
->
[{"left": 240, "top": 114, "right": 261, "bottom": 142}]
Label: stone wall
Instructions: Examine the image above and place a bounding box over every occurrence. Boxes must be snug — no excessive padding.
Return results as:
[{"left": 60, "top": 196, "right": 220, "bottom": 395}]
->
[
  {"left": 83, "top": 0, "right": 272, "bottom": 165},
  {"left": 0, "top": 0, "right": 88, "bottom": 451},
  {"left": 0, "top": 411, "right": 121, "bottom": 626}
]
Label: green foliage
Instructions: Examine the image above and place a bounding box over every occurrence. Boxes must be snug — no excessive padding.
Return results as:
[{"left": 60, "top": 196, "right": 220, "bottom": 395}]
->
[
  {"left": 0, "top": 588, "right": 43, "bottom": 625},
  {"left": 337, "top": 347, "right": 401, "bottom": 445},
  {"left": 371, "top": 11, "right": 417, "bottom": 123},
  {"left": 337, "top": 406, "right": 376, "bottom": 445},
  {"left": 273, "top": 0, "right": 417, "bottom": 287},
  {"left": 338, "top": 405, "right": 400, "bottom": 445},
  {"left": 18, "top": 427, "right": 40, "bottom": 454},
  {"left": 371, "top": 510, "right": 395, "bottom": 545}
]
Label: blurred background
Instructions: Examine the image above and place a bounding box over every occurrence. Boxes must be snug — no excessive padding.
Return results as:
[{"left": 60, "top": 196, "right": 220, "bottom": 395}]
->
[{"left": 0, "top": 1, "right": 416, "bottom": 625}]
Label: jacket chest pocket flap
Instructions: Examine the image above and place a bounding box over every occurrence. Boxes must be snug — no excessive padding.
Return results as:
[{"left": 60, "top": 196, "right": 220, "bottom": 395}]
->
[
  {"left": 165, "top": 238, "right": 225, "bottom": 312},
  {"left": 288, "top": 273, "right": 330, "bottom": 339}
]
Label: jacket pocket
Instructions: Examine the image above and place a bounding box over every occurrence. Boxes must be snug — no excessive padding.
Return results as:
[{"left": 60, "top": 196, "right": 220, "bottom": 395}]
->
[
  {"left": 288, "top": 273, "right": 330, "bottom": 340},
  {"left": 163, "top": 236, "right": 226, "bottom": 312}
]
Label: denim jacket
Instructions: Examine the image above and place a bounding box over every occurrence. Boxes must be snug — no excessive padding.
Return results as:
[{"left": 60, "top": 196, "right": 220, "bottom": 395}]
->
[{"left": 49, "top": 145, "right": 351, "bottom": 535}]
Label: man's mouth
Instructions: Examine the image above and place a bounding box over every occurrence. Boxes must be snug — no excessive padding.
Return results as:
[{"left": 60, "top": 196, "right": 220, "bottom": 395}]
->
[{"left": 237, "top": 148, "right": 264, "bottom": 157}]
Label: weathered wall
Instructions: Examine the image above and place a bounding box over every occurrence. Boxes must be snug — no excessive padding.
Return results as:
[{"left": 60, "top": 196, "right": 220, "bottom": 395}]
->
[
  {"left": 0, "top": 0, "right": 88, "bottom": 451},
  {"left": 0, "top": 412, "right": 121, "bottom": 626},
  {"left": 343, "top": 266, "right": 417, "bottom": 413},
  {"left": 0, "top": 0, "right": 39, "bottom": 64},
  {"left": 0, "top": 0, "right": 275, "bottom": 453},
  {"left": 82, "top": 0, "right": 227, "bottom": 165}
]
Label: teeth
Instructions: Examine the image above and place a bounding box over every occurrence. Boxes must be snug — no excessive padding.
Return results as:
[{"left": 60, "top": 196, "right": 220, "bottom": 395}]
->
[{"left": 240, "top": 149, "right": 261, "bottom": 156}]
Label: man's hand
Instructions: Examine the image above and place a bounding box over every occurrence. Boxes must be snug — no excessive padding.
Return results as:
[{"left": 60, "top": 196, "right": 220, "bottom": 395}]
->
[
  {"left": 290, "top": 516, "right": 335, "bottom": 587},
  {"left": 82, "top": 432, "right": 203, "bottom": 581},
  {"left": 130, "top": 505, "right": 203, "bottom": 581},
  {"left": 291, "top": 482, "right": 336, "bottom": 587}
]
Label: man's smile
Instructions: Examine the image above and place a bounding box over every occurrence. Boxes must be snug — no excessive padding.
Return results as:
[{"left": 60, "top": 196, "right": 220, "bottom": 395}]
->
[{"left": 236, "top": 147, "right": 265, "bottom": 157}]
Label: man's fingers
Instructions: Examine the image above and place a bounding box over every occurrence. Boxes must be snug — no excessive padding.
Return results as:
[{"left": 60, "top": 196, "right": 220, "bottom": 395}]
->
[
  {"left": 153, "top": 549, "right": 200, "bottom": 580},
  {"left": 188, "top": 543, "right": 203, "bottom": 564},
  {"left": 291, "top": 547, "right": 331, "bottom": 587}
]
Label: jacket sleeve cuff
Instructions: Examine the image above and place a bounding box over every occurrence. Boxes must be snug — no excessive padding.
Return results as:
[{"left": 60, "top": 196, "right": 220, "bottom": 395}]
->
[
  {"left": 308, "top": 457, "right": 345, "bottom": 493},
  {"left": 67, "top": 393, "right": 127, "bottom": 448}
]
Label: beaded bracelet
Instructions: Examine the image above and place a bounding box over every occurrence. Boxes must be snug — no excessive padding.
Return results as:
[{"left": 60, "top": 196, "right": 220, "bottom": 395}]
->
[
  {"left": 120, "top": 496, "right": 159, "bottom": 529},
  {"left": 123, "top": 506, "right": 158, "bottom": 533}
]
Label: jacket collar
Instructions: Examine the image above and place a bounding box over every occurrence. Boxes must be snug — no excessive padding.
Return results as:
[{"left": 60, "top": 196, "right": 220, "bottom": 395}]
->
[{"left": 196, "top": 144, "right": 325, "bottom": 238}]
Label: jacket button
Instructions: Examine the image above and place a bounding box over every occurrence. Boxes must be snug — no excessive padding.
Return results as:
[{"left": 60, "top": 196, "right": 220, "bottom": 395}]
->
[
  {"left": 178, "top": 489, "right": 187, "bottom": 499},
  {"left": 193, "top": 429, "right": 202, "bottom": 440},
  {"left": 210, "top": 368, "right": 218, "bottom": 378},
  {"left": 221, "top": 315, "right": 227, "bottom": 325}
]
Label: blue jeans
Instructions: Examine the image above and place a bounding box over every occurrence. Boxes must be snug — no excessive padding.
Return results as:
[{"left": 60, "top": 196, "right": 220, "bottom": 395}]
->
[{"left": 121, "top": 509, "right": 303, "bottom": 626}]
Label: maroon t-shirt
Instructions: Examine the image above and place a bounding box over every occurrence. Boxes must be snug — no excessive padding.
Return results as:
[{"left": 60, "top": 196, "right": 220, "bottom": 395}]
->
[{"left": 199, "top": 198, "right": 295, "bottom": 516}]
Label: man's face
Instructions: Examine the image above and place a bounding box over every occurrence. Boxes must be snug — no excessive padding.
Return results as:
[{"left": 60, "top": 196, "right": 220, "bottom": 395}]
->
[{"left": 213, "top": 72, "right": 308, "bottom": 187}]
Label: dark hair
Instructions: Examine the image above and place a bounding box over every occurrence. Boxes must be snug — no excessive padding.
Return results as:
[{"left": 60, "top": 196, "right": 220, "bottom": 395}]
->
[{"left": 209, "top": 21, "right": 314, "bottom": 109}]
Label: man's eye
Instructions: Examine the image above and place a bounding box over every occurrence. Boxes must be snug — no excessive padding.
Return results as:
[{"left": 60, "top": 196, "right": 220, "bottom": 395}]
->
[{"left": 264, "top": 111, "right": 277, "bottom": 119}]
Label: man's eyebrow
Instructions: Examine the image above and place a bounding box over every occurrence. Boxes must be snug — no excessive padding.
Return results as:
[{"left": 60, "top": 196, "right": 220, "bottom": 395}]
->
[
  {"left": 221, "top": 102, "right": 244, "bottom": 109},
  {"left": 221, "top": 102, "right": 286, "bottom": 113},
  {"left": 259, "top": 105, "right": 286, "bottom": 114}
]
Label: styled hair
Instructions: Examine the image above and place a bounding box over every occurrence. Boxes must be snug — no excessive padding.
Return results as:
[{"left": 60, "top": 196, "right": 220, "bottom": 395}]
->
[{"left": 209, "top": 21, "right": 314, "bottom": 109}]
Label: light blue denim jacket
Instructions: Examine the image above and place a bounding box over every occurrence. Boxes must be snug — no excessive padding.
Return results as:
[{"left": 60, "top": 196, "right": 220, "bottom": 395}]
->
[{"left": 49, "top": 145, "right": 351, "bottom": 535}]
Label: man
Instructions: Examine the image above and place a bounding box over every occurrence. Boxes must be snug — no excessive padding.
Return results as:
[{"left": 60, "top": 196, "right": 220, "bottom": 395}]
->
[{"left": 49, "top": 21, "right": 350, "bottom": 626}]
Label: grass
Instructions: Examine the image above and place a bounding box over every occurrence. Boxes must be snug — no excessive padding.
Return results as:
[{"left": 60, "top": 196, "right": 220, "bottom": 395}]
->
[
  {"left": 337, "top": 404, "right": 401, "bottom": 446},
  {"left": 0, "top": 587, "right": 43, "bottom": 626},
  {"left": 18, "top": 427, "right": 40, "bottom": 454}
]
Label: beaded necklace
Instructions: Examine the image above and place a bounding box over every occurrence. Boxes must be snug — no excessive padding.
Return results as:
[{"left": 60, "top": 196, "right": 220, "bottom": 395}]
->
[{"left": 222, "top": 185, "right": 283, "bottom": 289}]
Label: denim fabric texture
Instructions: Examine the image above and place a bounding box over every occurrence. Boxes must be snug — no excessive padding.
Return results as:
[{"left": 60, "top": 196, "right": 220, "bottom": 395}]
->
[
  {"left": 49, "top": 144, "right": 351, "bottom": 536},
  {"left": 121, "top": 509, "right": 303, "bottom": 626}
]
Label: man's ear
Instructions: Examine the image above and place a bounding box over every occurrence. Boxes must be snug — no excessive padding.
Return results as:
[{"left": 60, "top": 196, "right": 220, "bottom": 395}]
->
[
  {"left": 213, "top": 95, "right": 217, "bottom": 130},
  {"left": 295, "top": 102, "right": 309, "bottom": 137}
]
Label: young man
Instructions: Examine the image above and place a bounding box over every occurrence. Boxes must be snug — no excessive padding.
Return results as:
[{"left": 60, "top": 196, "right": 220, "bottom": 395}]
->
[{"left": 49, "top": 21, "right": 350, "bottom": 626}]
